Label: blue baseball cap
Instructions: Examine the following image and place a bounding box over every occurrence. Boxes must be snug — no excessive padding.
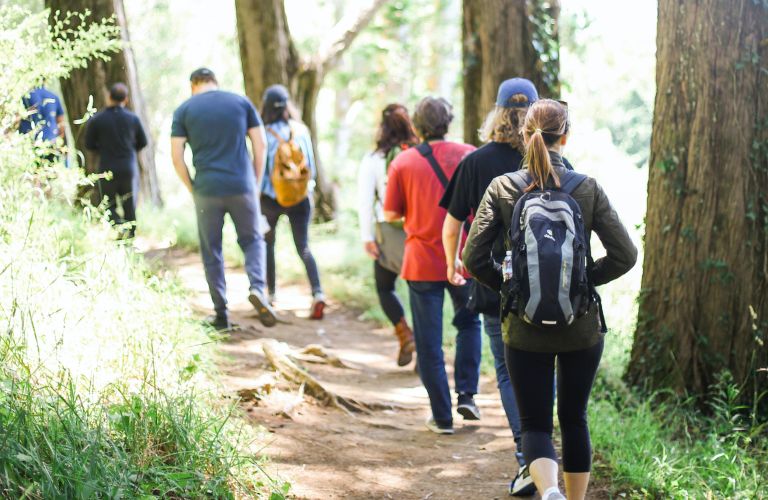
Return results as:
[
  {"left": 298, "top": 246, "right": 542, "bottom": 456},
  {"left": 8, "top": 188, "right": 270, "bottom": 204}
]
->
[
  {"left": 263, "top": 84, "right": 290, "bottom": 109},
  {"left": 495, "top": 78, "right": 538, "bottom": 108}
]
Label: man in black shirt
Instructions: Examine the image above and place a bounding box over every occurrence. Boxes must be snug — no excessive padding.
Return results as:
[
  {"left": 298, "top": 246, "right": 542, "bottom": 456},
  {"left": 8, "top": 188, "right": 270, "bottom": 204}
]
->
[
  {"left": 86, "top": 82, "right": 148, "bottom": 238},
  {"left": 440, "top": 78, "right": 571, "bottom": 497}
]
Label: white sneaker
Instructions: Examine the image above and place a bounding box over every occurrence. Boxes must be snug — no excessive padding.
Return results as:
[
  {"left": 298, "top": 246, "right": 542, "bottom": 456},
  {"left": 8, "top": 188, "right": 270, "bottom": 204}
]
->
[
  {"left": 508, "top": 464, "right": 536, "bottom": 496},
  {"left": 424, "top": 417, "right": 454, "bottom": 435}
]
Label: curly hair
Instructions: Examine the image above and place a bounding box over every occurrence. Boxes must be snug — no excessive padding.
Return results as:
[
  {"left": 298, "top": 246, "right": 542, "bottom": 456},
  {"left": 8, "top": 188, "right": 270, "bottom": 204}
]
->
[{"left": 478, "top": 93, "right": 532, "bottom": 152}]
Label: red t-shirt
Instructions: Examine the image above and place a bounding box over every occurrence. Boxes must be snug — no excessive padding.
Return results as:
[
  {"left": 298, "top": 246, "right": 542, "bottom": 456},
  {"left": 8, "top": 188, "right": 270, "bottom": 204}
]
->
[{"left": 384, "top": 141, "right": 476, "bottom": 281}]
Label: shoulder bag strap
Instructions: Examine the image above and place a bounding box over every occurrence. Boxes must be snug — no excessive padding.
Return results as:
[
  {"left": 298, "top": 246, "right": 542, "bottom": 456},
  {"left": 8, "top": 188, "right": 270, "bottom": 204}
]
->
[{"left": 416, "top": 142, "right": 449, "bottom": 188}]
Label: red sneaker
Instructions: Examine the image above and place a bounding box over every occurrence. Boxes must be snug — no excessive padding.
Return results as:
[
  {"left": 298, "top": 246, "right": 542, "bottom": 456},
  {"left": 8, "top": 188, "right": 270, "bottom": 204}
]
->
[{"left": 310, "top": 295, "right": 326, "bottom": 320}]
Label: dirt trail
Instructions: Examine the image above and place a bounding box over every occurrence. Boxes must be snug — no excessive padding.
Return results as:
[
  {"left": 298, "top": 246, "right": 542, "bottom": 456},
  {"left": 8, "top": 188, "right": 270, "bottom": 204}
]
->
[{"left": 158, "top": 250, "right": 610, "bottom": 500}]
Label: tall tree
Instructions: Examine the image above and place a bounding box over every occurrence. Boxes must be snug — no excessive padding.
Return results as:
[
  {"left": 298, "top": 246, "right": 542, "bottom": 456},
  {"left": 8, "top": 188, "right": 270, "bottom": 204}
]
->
[
  {"left": 46, "top": 0, "right": 161, "bottom": 206},
  {"left": 626, "top": 0, "right": 767, "bottom": 405},
  {"left": 462, "top": 0, "right": 560, "bottom": 146},
  {"left": 235, "top": 0, "right": 388, "bottom": 220}
]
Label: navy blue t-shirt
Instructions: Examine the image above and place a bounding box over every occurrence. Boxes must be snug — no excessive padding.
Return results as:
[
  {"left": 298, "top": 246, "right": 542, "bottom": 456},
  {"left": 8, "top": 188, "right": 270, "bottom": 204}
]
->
[
  {"left": 171, "top": 90, "right": 262, "bottom": 196},
  {"left": 85, "top": 106, "right": 148, "bottom": 177}
]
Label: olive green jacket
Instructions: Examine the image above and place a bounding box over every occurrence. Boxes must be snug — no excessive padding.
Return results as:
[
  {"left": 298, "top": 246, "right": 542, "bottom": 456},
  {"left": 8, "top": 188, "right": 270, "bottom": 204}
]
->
[{"left": 462, "top": 153, "right": 638, "bottom": 352}]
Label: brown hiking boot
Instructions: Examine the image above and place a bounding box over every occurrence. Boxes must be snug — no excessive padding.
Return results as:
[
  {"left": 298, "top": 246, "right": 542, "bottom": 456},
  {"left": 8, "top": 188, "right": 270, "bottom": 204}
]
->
[{"left": 394, "top": 318, "right": 415, "bottom": 366}]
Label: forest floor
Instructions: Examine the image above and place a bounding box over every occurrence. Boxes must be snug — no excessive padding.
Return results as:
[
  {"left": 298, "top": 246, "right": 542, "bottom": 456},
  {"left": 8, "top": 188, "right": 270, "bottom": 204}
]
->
[{"left": 155, "top": 249, "right": 611, "bottom": 500}]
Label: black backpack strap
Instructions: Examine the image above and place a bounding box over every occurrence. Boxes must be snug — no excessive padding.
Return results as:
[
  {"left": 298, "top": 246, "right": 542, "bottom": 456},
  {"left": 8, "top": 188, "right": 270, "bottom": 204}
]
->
[
  {"left": 558, "top": 171, "right": 588, "bottom": 195},
  {"left": 416, "top": 142, "right": 449, "bottom": 188},
  {"left": 585, "top": 245, "right": 608, "bottom": 334}
]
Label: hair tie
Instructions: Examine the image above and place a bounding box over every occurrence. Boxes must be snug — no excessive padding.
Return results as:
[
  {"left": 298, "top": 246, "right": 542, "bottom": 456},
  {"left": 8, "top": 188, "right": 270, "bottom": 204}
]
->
[{"left": 535, "top": 128, "right": 542, "bottom": 134}]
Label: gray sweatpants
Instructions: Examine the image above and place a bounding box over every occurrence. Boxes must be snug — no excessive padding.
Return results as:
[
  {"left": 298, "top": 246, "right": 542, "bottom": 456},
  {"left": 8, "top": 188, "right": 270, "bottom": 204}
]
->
[{"left": 193, "top": 190, "right": 266, "bottom": 316}]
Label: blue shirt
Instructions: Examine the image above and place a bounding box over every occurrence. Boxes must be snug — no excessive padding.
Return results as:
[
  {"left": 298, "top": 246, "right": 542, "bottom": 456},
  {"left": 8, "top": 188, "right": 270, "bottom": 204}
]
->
[
  {"left": 171, "top": 90, "right": 262, "bottom": 196},
  {"left": 261, "top": 119, "right": 316, "bottom": 199},
  {"left": 19, "top": 87, "right": 64, "bottom": 142}
]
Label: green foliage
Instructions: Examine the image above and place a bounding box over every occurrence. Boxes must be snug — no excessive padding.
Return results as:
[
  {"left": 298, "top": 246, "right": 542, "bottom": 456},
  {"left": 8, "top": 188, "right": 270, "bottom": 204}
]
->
[
  {"left": 528, "top": 0, "right": 561, "bottom": 96},
  {"left": 0, "top": 6, "right": 285, "bottom": 498},
  {"left": 590, "top": 374, "right": 768, "bottom": 498}
]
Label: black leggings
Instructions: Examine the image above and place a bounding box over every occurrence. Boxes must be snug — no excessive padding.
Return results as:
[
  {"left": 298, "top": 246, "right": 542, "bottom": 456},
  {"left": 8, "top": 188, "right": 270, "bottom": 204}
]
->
[
  {"left": 505, "top": 339, "right": 604, "bottom": 473},
  {"left": 374, "top": 260, "right": 405, "bottom": 326},
  {"left": 261, "top": 195, "right": 322, "bottom": 296}
]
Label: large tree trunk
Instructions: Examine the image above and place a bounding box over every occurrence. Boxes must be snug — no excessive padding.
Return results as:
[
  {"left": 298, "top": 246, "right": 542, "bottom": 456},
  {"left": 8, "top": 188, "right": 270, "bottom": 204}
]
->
[
  {"left": 46, "top": 0, "right": 161, "bottom": 207},
  {"left": 235, "top": 0, "right": 388, "bottom": 221},
  {"left": 626, "top": 0, "right": 768, "bottom": 407},
  {"left": 462, "top": 0, "right": 560, "bottom": 146}
]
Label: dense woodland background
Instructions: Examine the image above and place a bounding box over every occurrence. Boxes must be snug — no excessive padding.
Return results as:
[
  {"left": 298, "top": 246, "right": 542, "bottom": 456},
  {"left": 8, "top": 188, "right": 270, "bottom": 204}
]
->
[{"left": 0, "top": 0, "right": 766, "bottom": 497}]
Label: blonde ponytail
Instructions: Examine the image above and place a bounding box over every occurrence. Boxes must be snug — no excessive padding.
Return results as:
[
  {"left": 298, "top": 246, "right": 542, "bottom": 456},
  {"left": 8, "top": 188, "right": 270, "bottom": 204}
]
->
[{"left": 521, "top": 99, "right": 569, "bottom": 192}]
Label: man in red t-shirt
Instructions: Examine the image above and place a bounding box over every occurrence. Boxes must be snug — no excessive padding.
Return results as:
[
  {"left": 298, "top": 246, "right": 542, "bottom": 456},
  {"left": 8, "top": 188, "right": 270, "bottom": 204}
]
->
[{"left": 384, "top": 97, "right": 481, "bottom": 435}]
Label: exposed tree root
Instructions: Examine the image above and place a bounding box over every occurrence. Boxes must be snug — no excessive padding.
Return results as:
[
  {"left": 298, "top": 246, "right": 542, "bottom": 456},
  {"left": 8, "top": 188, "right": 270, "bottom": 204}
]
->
[
  {"left": 261, "top": 339, "right": 379, "bottom": 415},
  {"left": 294, "top": 344, "right": 352, "bottom": 368}
]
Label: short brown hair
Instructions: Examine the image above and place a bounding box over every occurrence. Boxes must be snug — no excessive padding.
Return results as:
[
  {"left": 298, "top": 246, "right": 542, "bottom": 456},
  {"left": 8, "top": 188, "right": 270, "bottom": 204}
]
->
[{"left": 413, "top": 97, "right": 454, "bottom": 140}]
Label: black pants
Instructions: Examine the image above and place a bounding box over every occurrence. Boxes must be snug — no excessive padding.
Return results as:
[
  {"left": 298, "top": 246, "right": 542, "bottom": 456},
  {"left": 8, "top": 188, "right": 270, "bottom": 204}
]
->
[
  {"left": 261, "top": 195, "right": 322, "bottom": 296},
  {"left": 505, "top": 339, "right": 604, "bottom": 473},
  {"left": 374, "top": 260, "right": 405, "bottom": 326},
  {"left": 98, "top": 173, "right": 136, "bottom": 237}
]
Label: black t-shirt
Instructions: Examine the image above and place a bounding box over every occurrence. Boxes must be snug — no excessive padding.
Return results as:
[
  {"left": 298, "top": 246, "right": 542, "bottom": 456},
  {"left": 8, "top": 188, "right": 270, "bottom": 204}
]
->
[
  {"left": 85, "top": 106, "right": 148, "bottom": 177},
  {"left": 439, "top": 141, "right": 574, "bottom": 219},
  {"left": 439, "top": 142, "right": 524, "bottom": 218}
]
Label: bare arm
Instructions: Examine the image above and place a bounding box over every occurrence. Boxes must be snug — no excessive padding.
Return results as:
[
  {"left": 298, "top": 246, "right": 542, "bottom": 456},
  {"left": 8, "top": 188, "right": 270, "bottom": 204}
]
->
[
  {"left": 442, "top": 214, "right": 465, "bottom": 285},
  {"left": 383, "top": 210, "right": 402, "bottom": 223},
  {"left": 171, "top": 137, "right": 193, "bottom": 193},
  {"left": 56, "top": 115, "right": 67, "bottom": 145},
  {"left": 247, "top": 126, "right": 266, "bottom": 185}
]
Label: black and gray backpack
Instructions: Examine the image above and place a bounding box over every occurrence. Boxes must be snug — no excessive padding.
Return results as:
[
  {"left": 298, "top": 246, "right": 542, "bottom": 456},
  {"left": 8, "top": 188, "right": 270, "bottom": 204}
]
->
[{"left": 502, "top": 170, "right": 605, "bottom": 331}]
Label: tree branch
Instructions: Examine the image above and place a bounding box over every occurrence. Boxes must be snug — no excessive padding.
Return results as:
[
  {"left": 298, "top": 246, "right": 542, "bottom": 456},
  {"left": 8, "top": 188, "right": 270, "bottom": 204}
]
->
[{"left": 314, "top": 0, "right": 389, "bottom": 75}]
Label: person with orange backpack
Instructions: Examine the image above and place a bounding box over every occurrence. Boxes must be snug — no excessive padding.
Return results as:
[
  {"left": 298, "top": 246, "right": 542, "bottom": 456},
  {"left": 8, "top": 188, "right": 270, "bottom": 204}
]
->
[
  {"left": 357, "top": 103, "right": 418, "bottom": 366},
  {"left": 260, "top": 85, "right": 325, "bottom": 319}
]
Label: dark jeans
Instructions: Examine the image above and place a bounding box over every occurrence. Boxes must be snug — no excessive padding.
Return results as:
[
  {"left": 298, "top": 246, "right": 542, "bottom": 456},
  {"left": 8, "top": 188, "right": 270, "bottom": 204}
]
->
[
  {"left": 98, "top": 173, "right": 137, "bottom": 237},
  {"left": 374, "top": 260, "right": 405, "bottom": 326},
  {"left": 484, "top": 314, "right": 522, "bottom": 447},
  {"left": 194, "top": 191, "right": 266, "bottom": 317},
  {"left": 505, "top": 339, "right": 604, "bottom": 473},
  {"left": 261, "top": 195, "right": 322, "bottom": 296},
  {"left": 407, "top": 280, "right": 482, "bottom": 426}
]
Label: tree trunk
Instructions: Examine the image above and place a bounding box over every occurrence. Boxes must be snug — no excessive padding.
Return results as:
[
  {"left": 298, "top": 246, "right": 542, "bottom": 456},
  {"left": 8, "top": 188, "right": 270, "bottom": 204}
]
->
[
  {"left": 235, "top": 0, "right": 388, "bottom": 221},
  {"left": 626, "top": 0, "right": 768, "bottom": 407},
  {"left": 46, "top": 0, "right": 162, "bottom": 206},
  {"left": 462, "top": 0, "right": 560, "bottom": 146}
]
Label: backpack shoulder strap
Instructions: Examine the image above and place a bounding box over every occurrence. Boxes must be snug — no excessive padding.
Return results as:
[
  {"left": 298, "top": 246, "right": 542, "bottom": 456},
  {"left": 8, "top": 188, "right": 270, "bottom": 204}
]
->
[
  {"left": 266, "top": 126, "right": 286, "bottom": 145},
  {"left": 557, "top": 171, "right": 588, "bottom": 195},
  {"left": 506, "top": 170, "right": 532, "bottom": 193},
  {"left": 416, "top": 142, "right": 449, "bottom": 188}
]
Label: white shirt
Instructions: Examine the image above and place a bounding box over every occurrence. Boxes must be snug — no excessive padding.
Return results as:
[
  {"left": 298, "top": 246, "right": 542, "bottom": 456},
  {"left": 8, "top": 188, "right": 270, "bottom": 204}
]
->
[{"left": 357, "top": 151, "right": 388, "bottom": 243}]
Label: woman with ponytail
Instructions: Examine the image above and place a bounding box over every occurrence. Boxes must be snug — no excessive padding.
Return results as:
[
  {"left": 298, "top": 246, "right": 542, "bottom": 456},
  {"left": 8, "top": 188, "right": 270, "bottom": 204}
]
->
[{"left": 463, "top": 99, "right": 638, "bottom": 500}]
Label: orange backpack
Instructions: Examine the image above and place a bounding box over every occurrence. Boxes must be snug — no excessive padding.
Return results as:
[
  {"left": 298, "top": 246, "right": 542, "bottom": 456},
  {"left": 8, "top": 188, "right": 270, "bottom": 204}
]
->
[{"left": 267, "top": 125, "right": 311, "bottom": 207}]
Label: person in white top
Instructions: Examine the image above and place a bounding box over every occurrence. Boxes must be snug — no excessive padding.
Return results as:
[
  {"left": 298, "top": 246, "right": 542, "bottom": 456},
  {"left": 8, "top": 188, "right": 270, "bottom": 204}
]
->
[{"left": 356, "top": 103, "right": 418, "bottom": 366}]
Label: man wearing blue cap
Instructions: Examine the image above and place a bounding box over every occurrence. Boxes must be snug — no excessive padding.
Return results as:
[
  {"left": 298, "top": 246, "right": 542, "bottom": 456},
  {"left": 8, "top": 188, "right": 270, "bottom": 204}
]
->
[
  {"left": 171, "top": 67, "right": 277, "bottom": 330},
  {"left": 440, "top": 77, "right": 571, "bottom": 496}
]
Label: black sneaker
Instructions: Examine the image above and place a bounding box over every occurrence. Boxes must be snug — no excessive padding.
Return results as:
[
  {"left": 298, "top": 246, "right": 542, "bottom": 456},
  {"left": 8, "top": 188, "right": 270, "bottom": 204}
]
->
[
  {"left": 248, "top": 289, "right": 278, "bottom": 327},
  {"left": 205, "top": 314, "right": 232, "bottom": 331},
  {"left": 457, "top": 393, "right": 481, "bottom": 420},
  {"left": 509, "top": 464, "right": 536, "bottom": 496}
]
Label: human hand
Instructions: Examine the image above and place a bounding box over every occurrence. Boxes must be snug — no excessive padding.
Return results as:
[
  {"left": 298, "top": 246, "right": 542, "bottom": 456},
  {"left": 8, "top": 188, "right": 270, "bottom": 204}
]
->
[
  {"left": 447, "top": 260, "right": 466, "bottom": 286},
  {"left": 364, "top": 241, "right": 380, "bottom": 259}
]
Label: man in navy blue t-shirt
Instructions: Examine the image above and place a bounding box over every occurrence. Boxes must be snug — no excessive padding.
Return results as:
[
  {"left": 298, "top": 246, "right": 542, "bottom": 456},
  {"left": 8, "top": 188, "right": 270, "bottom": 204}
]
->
[
  {"left": 85, "top": 83, "right": 148, "bottom": 239},
  {"left": 171, "top": 67, "right": 277, "bottom": 330}
]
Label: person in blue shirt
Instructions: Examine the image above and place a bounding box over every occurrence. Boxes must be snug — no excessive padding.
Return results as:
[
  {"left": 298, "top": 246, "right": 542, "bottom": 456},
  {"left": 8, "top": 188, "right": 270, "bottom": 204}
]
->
[
  {"left": 85, "top": 83, "right": 148, "bottom": 239},
  {"left": 260, "top": 85, "right": 325, "bottom": 320},
  {"left": 171, "top": 68, "right": 277, "bottom": 331},
  {"left": 19, "top": 85, "right": 65, "bottom": 142}
]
